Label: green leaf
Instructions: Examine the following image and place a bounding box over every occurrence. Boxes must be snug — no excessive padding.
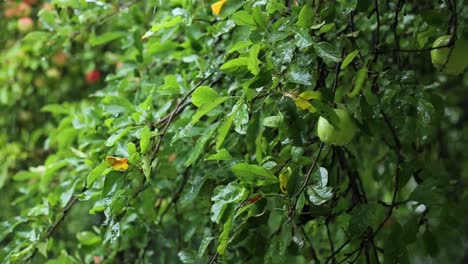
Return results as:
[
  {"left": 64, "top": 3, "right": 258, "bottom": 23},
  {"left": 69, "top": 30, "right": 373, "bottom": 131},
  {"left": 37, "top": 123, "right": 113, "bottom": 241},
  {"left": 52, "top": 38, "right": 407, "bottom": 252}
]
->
[
  {"left": 43, "top": 251, "right": 77, "bottom": 264},
  {"left": 102, "top": 96, "right": 136, "bottom": 114},
  {"left": 252, "top": 8, "right": 268, "bottom": 30},
  {"left": 341, "top": 50, "right": 360, "bottom": 70},
  {"left": 348, "top": 67, "right": 367, "bottom": 97},
  {"left": 211, "top": 182, "right": 246, "bottom": 224},
  {"left": 86, "top": 161, "right": 111, "bottom": 188},
  {"left": 231, "top": 163, "right": 278, "bottom": 186},
  {"left": 127, "top": 142, "right": 137, "bottom": 156},
  {"left": 22, "top": 31, "right": 51, "bottom": 44},
  {"left": 141, "top": 16, "right": 183, "bottom": 40},
  {"left": 38, "top": 9, "right": 58, "bottom": 30},
  {"left": 192, "top": 97, "right": 229, "bottom": 123},
  {"left": 178, "top": 250, "right": 195, "bottom": 263},
  {"left": 231, "top": 11, "right": 256, "bottom": 27},
  {"left": 312, "top": 167, "right": 329, "bottom": 187},
  {"left": 307, "top": 185, "right": 333, "bottom": 205},
  {"left": 287, "top": 64, "right": 313, "bottom": 85},
  {"left": 217, "top": 217, "right": 233, "bottom": 255},
  {"left": 76, "top": 231, "right": 101, "bottom": 246},
  {"left": 139, "top": 126, "right": 151, "bottom": 154},
  {"left": 306, "top": 167, "right": 333, "bottom": 205},
  {"left": 90, "top": 32, "right": 125, "bottom": 46},
  {"left": 319, "top": 23, "right": 335, "bottom": 34},
  {"left": 294, "top": 28, "right": 314, "bottom": 48},
  {"left": 184, "top": 122, "right": 219, "bottom": 167},
  {"left": 59, "top": 179, "right": 79, "bottom": 207},
  {"left": 205, "top": 149, "right": 233, "bottom": 161},
  {"left": 216, "top": 101, "right": 242, "bottom": 150},
  {"left": 159, "top": 75, "right": 180, "bottom": 95},
  {"left": 180, "top": 176, "right": 206, "bottom": 206},
  {"left": 0, "top": 217, "right": 28, "bottom": 242},
  {"left": 220, "top": 57, "right": 249, "bottom": 71},
  {"left": 248, "top": 44, "right": 261, "bottom": 75},
  {"left": 197, "top": 237, "right": 215, "bottom": 259},
  {"left": 297, "top": 4, "right": 314, "bottom": 28},
  {"left": 141, "top": 154, "right": 152, "bottom": 181},
  {"left": 310, "top": 101, "right": 340, "bottom": 128},
  {"left": 228, "top": 41, "right": 253, "bottom": 53},
  {"left": 151, "top": 16, "right": 183, "bottom": 31},
  {"left": 313, "top": 42, "right": 341, "bottom": 62},
  {"left": 102, "top": 171, "right": 124, "bottom": 197},
  {"left": 191, "top": 86, "right": 218, "bottom": 108},
  {"left": 263, "top": 116, "right": 283, "bottom": 128},
  {"left": 105, "top": 127, "right": 131, "bottom": 147}
]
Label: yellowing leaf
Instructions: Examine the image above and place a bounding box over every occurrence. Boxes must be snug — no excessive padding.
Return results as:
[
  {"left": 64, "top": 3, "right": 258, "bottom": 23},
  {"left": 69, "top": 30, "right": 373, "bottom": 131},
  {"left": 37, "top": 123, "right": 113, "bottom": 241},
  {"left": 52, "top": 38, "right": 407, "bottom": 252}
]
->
[
  {"left": 292, "top": 91, "right": 322, "bottom": 113},
  {"left": 279, "top": 173, "right": 288, "bottom": 194},
  {"left": 295, "top": 97, "right": 315, "bottom": 112},
  {"left": 211, "top": 0, "right": 227, "bottom": 15},
  {"left": 106, "top": 156, "right": 129, "bottom": 171}
]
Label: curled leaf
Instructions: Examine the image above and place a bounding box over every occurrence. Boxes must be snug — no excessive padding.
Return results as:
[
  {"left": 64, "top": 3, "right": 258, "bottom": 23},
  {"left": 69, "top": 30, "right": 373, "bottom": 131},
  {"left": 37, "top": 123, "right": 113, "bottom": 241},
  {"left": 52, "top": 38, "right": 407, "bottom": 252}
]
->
[
  {"left": 106, "top": 156, "right": 129, "bottom": 171},
  {"left": 279, "top": 173, "right": 288, "bottom": 194}
]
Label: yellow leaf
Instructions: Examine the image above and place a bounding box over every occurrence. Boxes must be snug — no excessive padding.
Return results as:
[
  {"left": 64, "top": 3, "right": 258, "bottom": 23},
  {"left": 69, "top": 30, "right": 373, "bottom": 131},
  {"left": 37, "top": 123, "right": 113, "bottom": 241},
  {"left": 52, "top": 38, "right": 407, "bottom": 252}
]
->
[
  {"left": 298, "top": 91, "right": 322, "bottom": 101},
  {"left": 293, "top": 91, "right": 322, "bottom": 113},
  {"left": 106, "top": 156, "right": 129, "bottom": 171},
  {"left": 279, "top": 173, "right": 288, "bottom": 194},
  {"left": 211, "top": 0, "right": 227, "bottom": 15},
  {"left": 295, "top": 97, "right": 315, "bottom": 112}
]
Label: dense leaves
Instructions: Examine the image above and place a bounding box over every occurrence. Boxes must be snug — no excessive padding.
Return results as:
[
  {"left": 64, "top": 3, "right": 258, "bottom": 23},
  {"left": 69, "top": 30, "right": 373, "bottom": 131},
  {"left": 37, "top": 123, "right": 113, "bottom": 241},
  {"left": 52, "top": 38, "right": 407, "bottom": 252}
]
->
[{"left": 1, "top": 0, "right": 468, "bottom": 263}]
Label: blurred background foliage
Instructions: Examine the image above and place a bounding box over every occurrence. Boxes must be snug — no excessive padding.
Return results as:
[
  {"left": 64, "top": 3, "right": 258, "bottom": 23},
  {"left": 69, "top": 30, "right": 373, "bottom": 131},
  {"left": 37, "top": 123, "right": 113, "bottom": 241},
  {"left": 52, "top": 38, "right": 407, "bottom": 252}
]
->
[{"left": 0, "top": 0, "right": 468, "bottom": 263}]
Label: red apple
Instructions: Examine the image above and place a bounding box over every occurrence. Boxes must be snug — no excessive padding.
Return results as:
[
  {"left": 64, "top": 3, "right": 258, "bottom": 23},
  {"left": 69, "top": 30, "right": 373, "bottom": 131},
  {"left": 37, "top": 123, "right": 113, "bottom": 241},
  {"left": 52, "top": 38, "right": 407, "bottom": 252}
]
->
[
  {"left": 16, "top": 2, "right": 32, "bottom": 16},
  {"left": 17, "top": 17, "right": 34, "bottom": 33},
  {"left": 85, "top": 70, "right": 101, "bottom": 84}
]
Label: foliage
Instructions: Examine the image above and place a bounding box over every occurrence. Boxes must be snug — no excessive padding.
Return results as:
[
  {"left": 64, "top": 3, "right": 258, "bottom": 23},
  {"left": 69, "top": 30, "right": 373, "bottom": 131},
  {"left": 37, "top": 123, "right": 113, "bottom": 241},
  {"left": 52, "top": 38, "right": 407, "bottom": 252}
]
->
[{"left": 1, "top": 0, "right": 468, "bottom": 263}]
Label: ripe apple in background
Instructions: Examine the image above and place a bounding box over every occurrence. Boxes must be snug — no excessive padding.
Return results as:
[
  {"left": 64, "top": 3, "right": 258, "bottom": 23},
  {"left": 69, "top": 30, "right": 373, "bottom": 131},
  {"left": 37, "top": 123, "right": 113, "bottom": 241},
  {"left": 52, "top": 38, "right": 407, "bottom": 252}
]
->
[
  {"left": 4, "top": 8, "right": 15, "bottom": 18},
  {"left": 41, "top": 3, "right": 54, "bottom": 11},
  {"left": 85, "top": 70, "right": 101, "bottom": 84},
  {"left": 431, "top": 35, "right": 468, "bottom": 75},
  {"left": 17, "top": 17, "right": 34, "bottom": 33},
  {"left": 317, "top": 108, "right": 357, "bottom": 146},
  {"left": 52, "top": 52, "right": 68, "bottom": 67},
  {"left": 16, "top": 2, "right": 32, "bottom": 16}
]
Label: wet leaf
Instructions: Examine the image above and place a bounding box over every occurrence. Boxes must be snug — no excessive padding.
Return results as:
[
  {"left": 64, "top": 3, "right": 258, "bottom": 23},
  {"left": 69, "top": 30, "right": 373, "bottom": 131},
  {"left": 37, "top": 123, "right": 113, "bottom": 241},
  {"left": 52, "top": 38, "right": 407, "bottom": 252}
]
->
[{"left": 106, "top": 156, "right": 129, "bottom": 171}]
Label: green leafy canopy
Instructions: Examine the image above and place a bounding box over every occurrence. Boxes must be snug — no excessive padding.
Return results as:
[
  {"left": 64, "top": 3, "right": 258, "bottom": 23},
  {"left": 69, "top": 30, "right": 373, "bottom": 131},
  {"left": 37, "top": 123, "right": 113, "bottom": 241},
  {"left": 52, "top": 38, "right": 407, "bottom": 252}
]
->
[{"left": 0, "top": 0, "right": 467, "bottom": 263}]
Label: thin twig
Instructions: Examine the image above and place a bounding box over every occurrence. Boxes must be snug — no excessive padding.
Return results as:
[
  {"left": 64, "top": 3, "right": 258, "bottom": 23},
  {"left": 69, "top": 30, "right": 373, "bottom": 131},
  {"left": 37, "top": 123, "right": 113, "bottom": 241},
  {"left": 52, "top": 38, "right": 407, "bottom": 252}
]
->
[
  {"left": 298, "top": 142, "right": 324, "bottom": 197},
  {"left": 373, "top": 110, "right": 403, "bottom": 236},
  {"left": 325, "top": 239, "right": 351, "bottom": 263},
  {"left": 301, "top": 226, "right": 321, "bottom": 263},
  {"left": 209, "top": 252, "right": 218, "bottom": 264},
  {"left": 391, "top": 0, "right": 405, "bottom": 67},
  {"left": 26, "top": 183, "right": 87, "bottom": 261},
  {"left": 331, "top": 49, "right": 345, "bottom": 103},
  {"left": 326, "top": 220, "right": 336, "bottom": 264}
]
